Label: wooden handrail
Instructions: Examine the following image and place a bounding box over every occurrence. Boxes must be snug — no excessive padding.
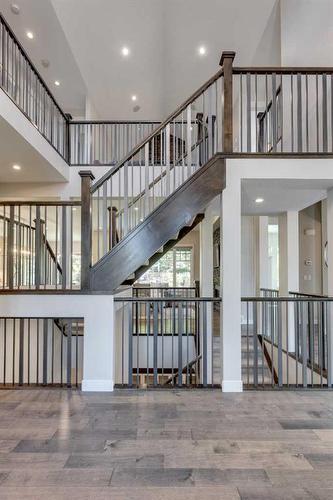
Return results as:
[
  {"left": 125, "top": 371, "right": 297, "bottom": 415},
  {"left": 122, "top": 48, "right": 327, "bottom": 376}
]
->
[
  {"left": 91, "top": 66, "right": 225, "bottom": 192},
  {"left": 233, "top": 66, "right": 333, "bottom": 75}
]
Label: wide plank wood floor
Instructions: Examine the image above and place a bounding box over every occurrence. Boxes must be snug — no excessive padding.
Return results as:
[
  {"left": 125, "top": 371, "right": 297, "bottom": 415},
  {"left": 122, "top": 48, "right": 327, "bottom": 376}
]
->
[{"left": 0, "top": 389, "right": 332, "bottom": 498}]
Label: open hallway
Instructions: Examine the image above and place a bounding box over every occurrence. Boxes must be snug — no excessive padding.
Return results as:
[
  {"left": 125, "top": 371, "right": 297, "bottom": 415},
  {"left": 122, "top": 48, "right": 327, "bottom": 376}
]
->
[{"left": 0, "top": 389, "right": 331, "bottom": 499}]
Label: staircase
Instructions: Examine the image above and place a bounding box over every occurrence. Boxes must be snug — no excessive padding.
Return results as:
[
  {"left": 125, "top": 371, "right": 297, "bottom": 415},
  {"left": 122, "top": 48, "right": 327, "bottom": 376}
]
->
[
  {"left": 123, "top": 214, "right": 204, "bottom": 286},
  {"left": 91, "top": 154, "right": 225, "bottom": 291},
  {"left": 86, "top": 56, "right": 230, "bottom": 292}
]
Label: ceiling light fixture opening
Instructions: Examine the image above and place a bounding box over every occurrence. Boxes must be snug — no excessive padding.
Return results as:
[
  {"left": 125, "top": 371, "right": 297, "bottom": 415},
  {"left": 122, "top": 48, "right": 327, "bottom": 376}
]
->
[
  {"left": 122, "top": 46, "right": 130, "bottom": 56},
  {"left": 255, "top": 197, "right": 264, "bottom": 204},
  {"left": 10, "top": 4, "right": 20, "bottom": 14},
  {"left": 26, "top": 31, "right": 34, "bottom": 39},
  {"left": 12, "top": 164, "right": 21, "bottom": 171},
  {"left": 131, "top": 95, "right": 137, "bottom": 102},
  {"left": 198, "top": 46, "right": 206, "bottom": 56},
  {"left": 54, "top": 80, "right": 60, "bottom": 86}
]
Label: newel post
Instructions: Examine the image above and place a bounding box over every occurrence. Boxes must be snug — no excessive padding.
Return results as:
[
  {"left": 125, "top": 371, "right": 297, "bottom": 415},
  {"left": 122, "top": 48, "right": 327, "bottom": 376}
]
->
[
  {"left": 79, "top": 170, "right": 95, "bottom": 291},
  {"left": 220, "top": 51, "right": 236, "bottom": 153}
]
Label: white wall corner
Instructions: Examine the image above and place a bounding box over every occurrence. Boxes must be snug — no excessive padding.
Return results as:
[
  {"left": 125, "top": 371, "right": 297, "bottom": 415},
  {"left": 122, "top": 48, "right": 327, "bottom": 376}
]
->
[
  {"left": 81, "top": 379, "right": 114, "bottom": 392},
  {"left": 222, "top": 380, "right": 243, "bottom": 392}
]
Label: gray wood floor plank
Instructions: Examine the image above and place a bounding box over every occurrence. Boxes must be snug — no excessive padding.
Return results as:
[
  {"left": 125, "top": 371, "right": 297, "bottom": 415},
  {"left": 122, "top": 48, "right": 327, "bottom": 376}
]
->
[{"left": 0, "top": 388, "right": 332, "bottom": 498}]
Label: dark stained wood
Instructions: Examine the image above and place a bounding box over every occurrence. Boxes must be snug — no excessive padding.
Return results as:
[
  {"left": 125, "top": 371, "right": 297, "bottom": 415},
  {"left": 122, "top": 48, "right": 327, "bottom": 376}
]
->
[
  {"left": 79, "top": 171, "right": 95, "bottom": 291},
  {"left": 233, "top": 66, "right": 333, "bottom": 75},
  {"left": 91, "top": 154, "right": 226, "bottom": 292},
  {"left": 122, "top": 214, "right": 204, "bottom": 286},
  {"left": 220, "top": 51, "right": 236, "bottom": 153}
]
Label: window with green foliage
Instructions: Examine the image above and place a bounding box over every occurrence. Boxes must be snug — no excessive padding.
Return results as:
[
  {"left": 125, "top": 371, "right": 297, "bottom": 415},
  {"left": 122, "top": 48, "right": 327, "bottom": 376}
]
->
[{"left": 137, "top": 247, "right": 193, "bottom": 287}]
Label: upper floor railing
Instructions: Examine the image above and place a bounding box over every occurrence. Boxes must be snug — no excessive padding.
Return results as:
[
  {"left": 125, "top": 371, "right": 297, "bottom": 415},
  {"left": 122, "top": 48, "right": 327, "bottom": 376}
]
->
[
  {"left": 69, "top": 121, "right": 160, "bottom": 166},
  {"left": 0, "top": 201, "right": 81, "bottom": 290},
  {"left": 2, "top": 11, "right": 333, "bottom": 166},
  {"left": 0, "top": 14, "right": 69, "bottom": 161},
  {"left": 233, "top": 67, "right": 333, "bottom": 153}
]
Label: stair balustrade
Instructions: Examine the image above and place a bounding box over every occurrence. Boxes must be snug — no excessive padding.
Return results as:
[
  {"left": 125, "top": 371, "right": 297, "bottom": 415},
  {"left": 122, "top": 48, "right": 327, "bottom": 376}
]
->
[{"left": 88, "top": 52, "right": 234, "bottom": 271}]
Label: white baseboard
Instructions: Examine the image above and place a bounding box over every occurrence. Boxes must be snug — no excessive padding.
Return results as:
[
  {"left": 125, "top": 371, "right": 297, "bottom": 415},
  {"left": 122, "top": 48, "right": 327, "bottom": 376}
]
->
[
  {"left": 81, "top": 379, "right": 114, "bottom": 392},
  {"left": 222, "top": 380, "right": 243, "bottom": 392}
]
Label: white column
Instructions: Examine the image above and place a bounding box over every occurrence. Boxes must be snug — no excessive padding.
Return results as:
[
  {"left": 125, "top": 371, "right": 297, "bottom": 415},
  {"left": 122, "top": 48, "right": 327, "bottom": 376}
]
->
[
  {"left": 221, "top": 169, "right": 242, "bottom": 392},
  {"left": 82, "top": 296, "right": 114, "bottom": 391},
  {"left": 279, "top": 211, "right": 299, "bottom": 295},
  {"left": 326, "top": 190, "right": 333, "bottom": 385},
  {"left": 279, "top": 211, "right": 299, "bottom": 351},
  {"left": 200, "top": 205, "right": 214, "bottom": 384},
  {"left": 327, "top": 190, "right": 333, "bottom": 295},
  {"left": 258, "top": 216, "right": 269, "bottom": 291}
]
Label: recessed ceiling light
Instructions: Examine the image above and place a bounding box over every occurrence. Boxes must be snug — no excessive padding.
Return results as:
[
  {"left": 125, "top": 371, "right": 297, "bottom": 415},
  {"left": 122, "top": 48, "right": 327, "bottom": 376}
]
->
[
  {"left": 198, "top": 46, "right": 206, "bottom": 56},
  {"left": 121, "top": 46, "right": 130, "bottom": 56},
  {"left": 12, "top": 164, "right": 21, "bottom": 171},
  {"left": 54, "top": 80, "right": 60, "bottom": 86},
  {"left": 255, "top": 197, "right": 264, "bottom": 204},
  {"left": 26, "top": 31, "right": 34, "bottom": 40},
  {"left": 10, "top": 3, "right": 20, "bottom": 14},
  {"left": 131, "top": 95, "right": 137, "bottom": 101}
]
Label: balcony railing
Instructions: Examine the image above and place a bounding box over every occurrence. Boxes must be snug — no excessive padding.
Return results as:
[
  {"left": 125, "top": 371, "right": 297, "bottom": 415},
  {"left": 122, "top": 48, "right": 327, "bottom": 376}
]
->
[
  {"left": 0, "top": 14, "right": 69, "bottom": 161},
  {"left": 0, "top": 317, "right": 83, "bottom": 387},
  {"left": 0, "top": 201, "right": 81, "bottom": 290},
  {"left": 242, "top": 296, "right": 333, "bottom": 388},
  {"left": 233, "top": 67, "right": 333, "bottom": 153},
  {"left": 114, "top": 296, "right": 220, "bottom": 388},
  {"left": 69, "top": 121, "right": 160, "bottom": 166}
]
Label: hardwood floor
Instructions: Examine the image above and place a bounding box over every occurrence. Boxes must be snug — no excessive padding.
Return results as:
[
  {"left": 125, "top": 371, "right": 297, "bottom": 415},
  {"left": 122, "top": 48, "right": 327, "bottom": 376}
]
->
[{"left": 0, "top": 389, "right": 332, "bottom": 498}]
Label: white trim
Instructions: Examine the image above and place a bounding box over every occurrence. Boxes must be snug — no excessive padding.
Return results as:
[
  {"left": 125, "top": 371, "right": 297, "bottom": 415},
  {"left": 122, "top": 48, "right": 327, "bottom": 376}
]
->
[
  {"left": 222, "top": 380, "right": 243, "bottom": 392},
  {"left": 81, "top": 379, "right": 114, "bottom": 392}
]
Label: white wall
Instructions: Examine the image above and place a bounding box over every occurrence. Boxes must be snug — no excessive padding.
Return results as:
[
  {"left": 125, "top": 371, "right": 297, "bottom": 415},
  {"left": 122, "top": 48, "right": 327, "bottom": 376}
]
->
[
  {"left": 0, "top": 294, "right": 115, "bottom": 391},
  {"left": 281, "top": 0, "right": 333, "bottom": 66},
  {"left": 241, "top": 216, "right": 258, "bottom": 297}
]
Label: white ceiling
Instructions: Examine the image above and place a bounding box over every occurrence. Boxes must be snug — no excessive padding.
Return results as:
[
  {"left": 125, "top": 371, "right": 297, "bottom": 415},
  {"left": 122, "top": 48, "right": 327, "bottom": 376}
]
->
[
  {"left": 241, "top": 179, "right": 332, "bottom": 215},
  {"left": 1, "top": 0, "right": 282, "bottom": 121},
  {"left": 0, "top": 0, "right": 87, "bottom": 116},
  {"left": 0, "top": 116, "right": 68, "bottom": 182},
  {"left": 51, "top": 0, "right": 281, "bottom": 119}
]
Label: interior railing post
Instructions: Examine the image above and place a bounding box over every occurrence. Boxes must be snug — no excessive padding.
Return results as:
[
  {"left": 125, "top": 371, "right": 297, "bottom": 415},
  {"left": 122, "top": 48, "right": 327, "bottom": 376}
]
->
[
  {"left": 79, "top": 171, "right": 95, "bottom": 291},
  {"left": 34, "top": 206, "right": 42, "bottom": 290},
  {"left": 66, "top": 119, "right": 71, "bottom": 164},
  {"left": 220, "top": 50, "right": 236, "bottom": 153},
  {"left": 196, "top": 112, "right": 203, "bottom": 166},
  {"left": 7, "top": 206, "right": 14, "bottom": 289},
  {"left": 66, "top": 320, "right": 72, "bottom": 388}
]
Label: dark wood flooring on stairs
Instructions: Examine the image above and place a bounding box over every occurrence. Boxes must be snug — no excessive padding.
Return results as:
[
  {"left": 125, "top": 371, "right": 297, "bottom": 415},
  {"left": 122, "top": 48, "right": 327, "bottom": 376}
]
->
[{"left": 0, "top": 389, "right": 332, "bottom": 498}]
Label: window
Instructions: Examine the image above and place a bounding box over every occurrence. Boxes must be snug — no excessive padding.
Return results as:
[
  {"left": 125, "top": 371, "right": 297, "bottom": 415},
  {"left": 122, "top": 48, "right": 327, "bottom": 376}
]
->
[{"left": 137, "top": 247, "right": 193, "bottom": 287}]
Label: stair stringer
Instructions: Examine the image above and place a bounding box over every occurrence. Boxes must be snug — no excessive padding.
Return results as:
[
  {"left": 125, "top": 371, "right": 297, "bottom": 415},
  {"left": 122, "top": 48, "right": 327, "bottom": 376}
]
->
[{"left": 90, "top": 153, "right": 226, "bottom": 292}]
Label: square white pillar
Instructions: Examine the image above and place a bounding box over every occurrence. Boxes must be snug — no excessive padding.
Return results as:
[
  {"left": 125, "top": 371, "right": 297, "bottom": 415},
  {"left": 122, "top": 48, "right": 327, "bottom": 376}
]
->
[
  {"left": 326, "top": 189, "right": 333, "bottom": 385},
  {"left": 221, "top": 170, "right": 242, "bottom": 392},
  {"left": 258, "top": 216, "right": 269, "bottom": 291},
  {"left": 279, "top": 211, "right": 299, "bottom": 352},
  {"left": 200, "top": 205, "right": 214, "bottom": 384}
]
